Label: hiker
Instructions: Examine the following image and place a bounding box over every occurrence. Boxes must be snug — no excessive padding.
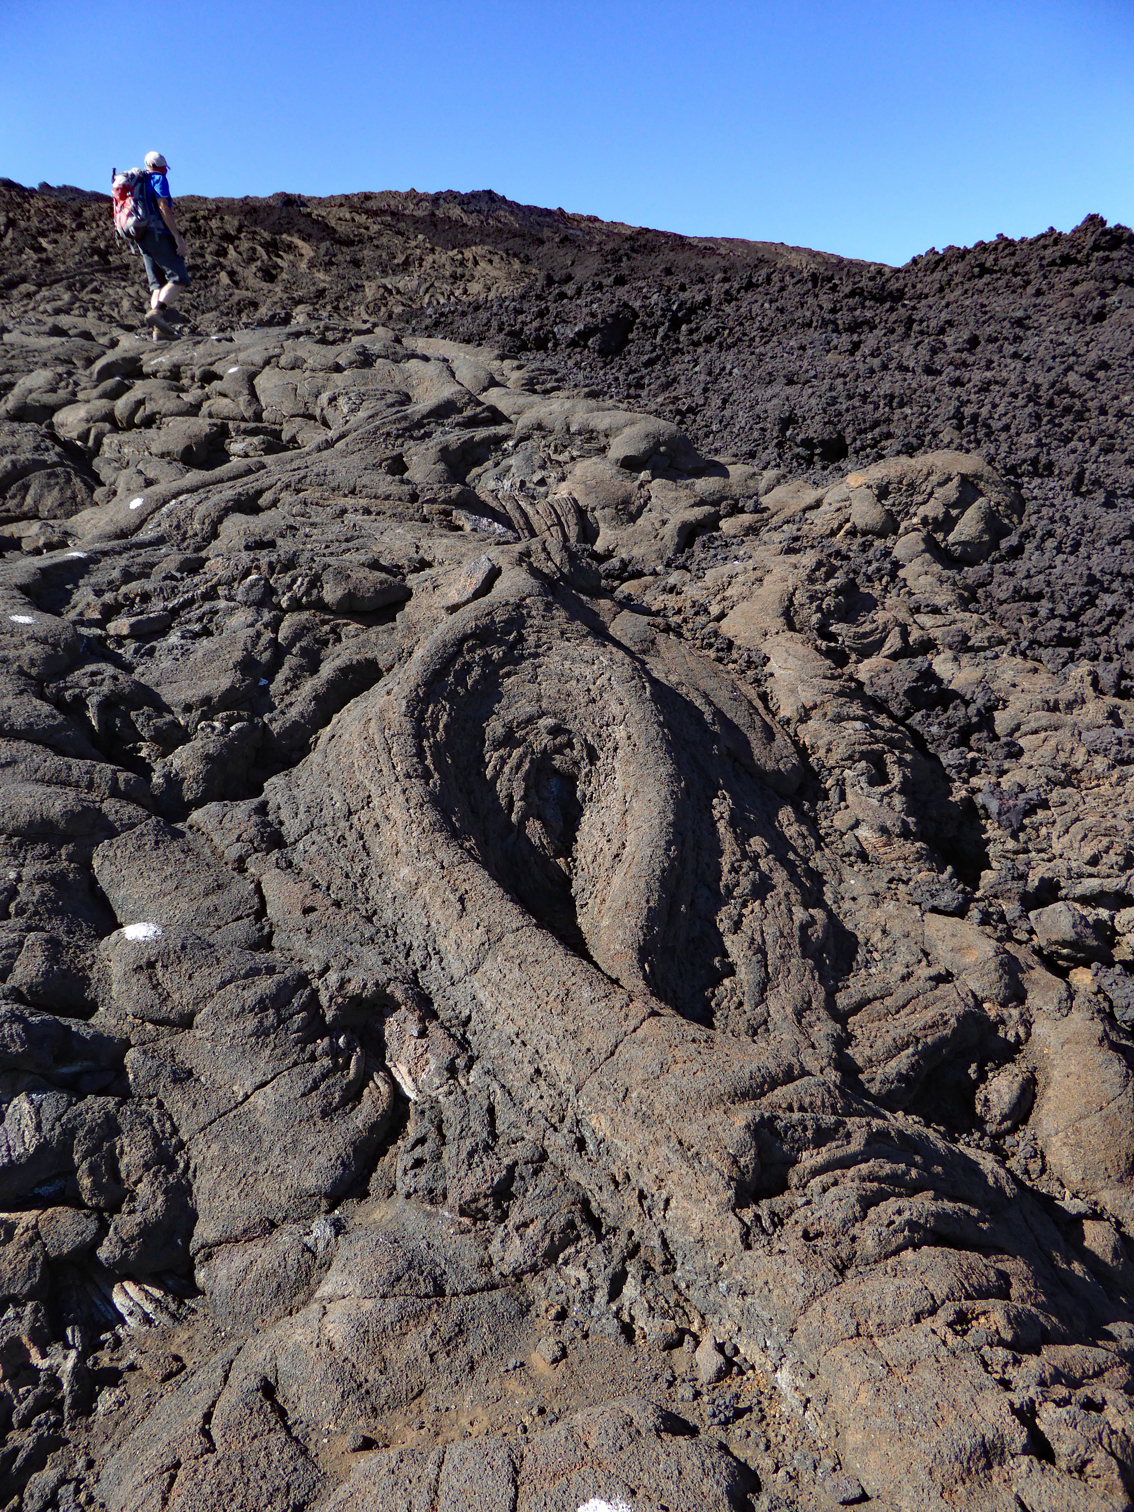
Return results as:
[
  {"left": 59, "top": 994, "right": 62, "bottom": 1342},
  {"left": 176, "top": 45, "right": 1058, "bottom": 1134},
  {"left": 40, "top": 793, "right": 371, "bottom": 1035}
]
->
[{"left": 136, "top": 151, "right": 190, "bottom": 334}]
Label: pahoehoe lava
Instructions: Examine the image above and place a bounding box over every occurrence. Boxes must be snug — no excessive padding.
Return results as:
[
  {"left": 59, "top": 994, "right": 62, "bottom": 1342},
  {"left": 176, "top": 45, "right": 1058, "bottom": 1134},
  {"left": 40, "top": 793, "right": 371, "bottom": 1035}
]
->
[{"left": 0, "top": 180, "right": 1132, "bottom": 1512}]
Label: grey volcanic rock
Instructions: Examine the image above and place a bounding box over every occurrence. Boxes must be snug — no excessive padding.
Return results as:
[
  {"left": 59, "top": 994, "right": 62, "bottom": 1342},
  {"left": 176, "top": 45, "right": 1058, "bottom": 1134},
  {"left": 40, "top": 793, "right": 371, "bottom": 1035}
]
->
[{"left": 0, "top": 195, "right": 1132, "bottom": 1512}]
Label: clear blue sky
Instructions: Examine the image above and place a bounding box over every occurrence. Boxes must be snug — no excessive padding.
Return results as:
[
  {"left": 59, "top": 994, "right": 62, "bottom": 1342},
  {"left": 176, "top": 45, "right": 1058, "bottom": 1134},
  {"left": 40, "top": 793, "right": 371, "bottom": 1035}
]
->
[{"left": 2, "top": 0, "right": 1131, "bottom": 265}]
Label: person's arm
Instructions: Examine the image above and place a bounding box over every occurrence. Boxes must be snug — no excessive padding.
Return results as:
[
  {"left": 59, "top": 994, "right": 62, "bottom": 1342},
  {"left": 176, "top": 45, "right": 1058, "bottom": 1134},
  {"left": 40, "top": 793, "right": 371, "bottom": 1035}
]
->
[{"left": 157, "top": 199, "right": 187, "bottom": 257}]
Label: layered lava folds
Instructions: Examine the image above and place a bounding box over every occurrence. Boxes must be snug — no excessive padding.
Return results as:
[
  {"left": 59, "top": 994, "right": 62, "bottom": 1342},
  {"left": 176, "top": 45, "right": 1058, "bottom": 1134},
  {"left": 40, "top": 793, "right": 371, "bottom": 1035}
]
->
[
  {"left": 279, "top": 564, "right": 835, "bottom": 1256},
  {"left": 399, "top": 575, "right": 822, "bottom": 1037}
]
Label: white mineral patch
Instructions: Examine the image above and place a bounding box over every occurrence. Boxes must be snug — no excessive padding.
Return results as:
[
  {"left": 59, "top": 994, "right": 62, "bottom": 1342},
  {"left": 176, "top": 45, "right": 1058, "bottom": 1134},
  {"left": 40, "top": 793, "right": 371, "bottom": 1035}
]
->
[
  {"left": 128, "top": 497, "right": 145, "bottom": 510},
  {"left": 578, "top": 1502, "right": 632, "bottom": 1512},
  {"left": 389, "top": 1061, "right": 419, "bottom": 1101},
  {"left": 227, "top": 366, "right": 240, "bottom": 374},
  {"left": 8, "top": 614, "right": 34, "bottom": 624},
  {"left": 122, "top": 922, "right": 163, "bottom": 941},
  {"left": 65, "top": 551, "right": 89, "bottom": 559}
]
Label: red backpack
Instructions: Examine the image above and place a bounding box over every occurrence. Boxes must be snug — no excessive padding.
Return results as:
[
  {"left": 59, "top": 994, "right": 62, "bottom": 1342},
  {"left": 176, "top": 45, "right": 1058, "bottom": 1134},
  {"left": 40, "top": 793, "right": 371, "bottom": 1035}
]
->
[{"left": 111, "top": 168, "right": 155, "bottom": 241}]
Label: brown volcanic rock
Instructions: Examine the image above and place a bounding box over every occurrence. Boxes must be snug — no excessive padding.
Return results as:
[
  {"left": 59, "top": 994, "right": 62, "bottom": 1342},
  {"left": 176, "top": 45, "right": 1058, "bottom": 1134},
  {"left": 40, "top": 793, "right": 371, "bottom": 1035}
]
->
[{"left": 0, "top": 194, "right": 1132, "bottom": 1512}]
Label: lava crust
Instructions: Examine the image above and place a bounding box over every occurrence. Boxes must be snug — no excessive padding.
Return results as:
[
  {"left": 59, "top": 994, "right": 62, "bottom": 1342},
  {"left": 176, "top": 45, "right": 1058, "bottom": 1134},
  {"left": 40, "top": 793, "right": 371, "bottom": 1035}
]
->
[{"left": 0, "top": 184, "right": 1132, "bottom": 1512}]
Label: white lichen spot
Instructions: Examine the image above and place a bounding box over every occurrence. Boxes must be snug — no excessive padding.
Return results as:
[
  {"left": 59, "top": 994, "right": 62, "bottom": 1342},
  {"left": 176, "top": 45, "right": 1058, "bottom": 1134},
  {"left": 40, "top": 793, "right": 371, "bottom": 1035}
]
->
[
  {"left": 227, "top": 366, "right": 240, "bottom": 374},
  {"left": 122, "top": 922, "right": 163, "bottom": 942},
  {"left": 8, "top": 614, "right": 34, "bottom": 625},
  {"left": 128, "top": 497, "right": 145, "bottom": 511},
  {"left": 578, "top": 1501, "right": 632, "bottom": 1512},
  {"left": 65, "top": 551, "right": 89, "bottom": 559}
]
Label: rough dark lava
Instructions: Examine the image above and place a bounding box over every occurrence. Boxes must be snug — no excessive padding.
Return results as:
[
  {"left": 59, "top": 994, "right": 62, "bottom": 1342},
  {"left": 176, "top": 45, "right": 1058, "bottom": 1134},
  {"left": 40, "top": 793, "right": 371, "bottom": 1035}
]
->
[{"left": 0, "top": 181, "right": 1132, "bottom": 1511}]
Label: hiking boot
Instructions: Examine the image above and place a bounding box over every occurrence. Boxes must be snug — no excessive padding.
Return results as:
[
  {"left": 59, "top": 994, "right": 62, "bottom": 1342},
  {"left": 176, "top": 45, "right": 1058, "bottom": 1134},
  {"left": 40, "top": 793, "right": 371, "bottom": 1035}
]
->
[{"left": 144, "top": 308, "right": 175, "bottom": 334}]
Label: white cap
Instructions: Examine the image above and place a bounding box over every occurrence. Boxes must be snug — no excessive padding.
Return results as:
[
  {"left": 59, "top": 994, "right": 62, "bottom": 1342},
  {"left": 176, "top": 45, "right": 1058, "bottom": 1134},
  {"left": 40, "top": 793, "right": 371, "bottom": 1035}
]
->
[{"left": 145, "top": 151, "right": 168, "bottom": 171}]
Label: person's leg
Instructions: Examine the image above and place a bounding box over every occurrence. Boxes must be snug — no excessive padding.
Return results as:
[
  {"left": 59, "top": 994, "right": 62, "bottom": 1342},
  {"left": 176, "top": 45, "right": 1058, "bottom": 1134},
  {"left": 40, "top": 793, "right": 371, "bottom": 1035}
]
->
[
  {"left": 138, "top": 229, "right": 190, "bottom": 319},
  {"left": 152, "top": 233, "right": 191, "bottom": 314},
  {"left": 138, "top": 233, "right": 164, "bottom": 312}
]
